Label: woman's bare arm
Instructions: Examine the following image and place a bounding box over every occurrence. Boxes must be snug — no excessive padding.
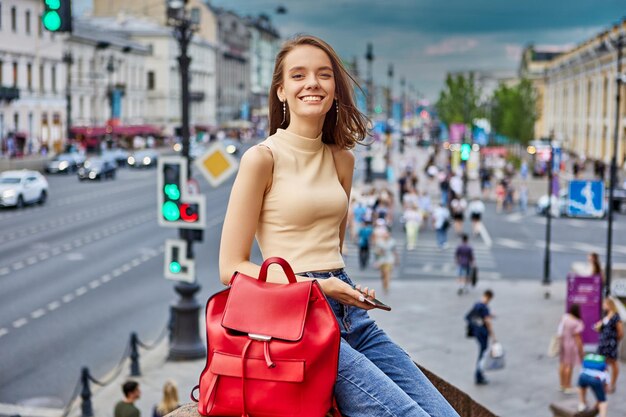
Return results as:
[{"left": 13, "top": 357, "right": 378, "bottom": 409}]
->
[{"left": 331, "top": 147, "right": 355, "bottom": 253}]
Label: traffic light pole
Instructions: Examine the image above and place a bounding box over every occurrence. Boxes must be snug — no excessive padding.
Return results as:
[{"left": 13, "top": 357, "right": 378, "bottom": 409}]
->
[
  {"left": 542, "top": 135, "right": 554, "bottom": 299},
  {"left": 63, "top": 52, "right": 73, "bottom": 146},
  {"left": 168, "top": 13, "right": 205, "bottom": 361}
]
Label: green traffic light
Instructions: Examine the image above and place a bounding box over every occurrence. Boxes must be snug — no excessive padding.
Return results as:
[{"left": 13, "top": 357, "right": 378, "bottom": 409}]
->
[
  {"left": 162, "top": 201, "right": 180, "bottom": 221},
  {"left": 164, "top": 184, "right": 180, "bottom": 200},
  {"left": 45, "top": 0, "right": 61, "bottom": 9},
  {"left": 42, "top": 11, "right": 61, "bottom": 31},
  {"left": 460, "top": 143, "right": 471, "bottom": 161},
  {"left": 169, "top": 261, "right": 182, "bottom": 274}
]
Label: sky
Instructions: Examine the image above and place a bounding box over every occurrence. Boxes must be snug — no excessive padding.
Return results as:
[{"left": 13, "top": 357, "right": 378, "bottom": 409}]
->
[{"left": 75, "top": 0, "right": 625, "bottom": 101}]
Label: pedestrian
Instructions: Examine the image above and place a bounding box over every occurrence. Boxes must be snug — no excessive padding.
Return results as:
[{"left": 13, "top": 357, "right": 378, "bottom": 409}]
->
[
  {"left": 418, "top": 191, "right": 432, "bottom": 228},
  {"left": 450, "top": 172, "right": 463, "bottom": 199},
  {"left": 432, "top": 202, "right": 451, "bottom": 249},
  {"left": 348, "top": 196, "right": 366, "bottom": 244},
  {"left": 467, "top": 198, "right": 485, "bottom": 237},
  {"left": 588, "top": 252, "right": 603, "bottom": 280},
  {"left": 218, "top": 34, "right": 458, "bottom": 417},
  {"left": 402, "top": 184, "right": 419, "bottom": 210},
  {"left": 519, "top": 183, "right": 529, "bottom": 214},
  {"left": 465, "top": 290, "right": 495, "bottom": 385},
  {"left": 577, "top": 354, "right": 609, "bottom": 417},
  {"left": 439, "top": 172, "right": 450, "bottom": 205},
  {"left": 357, "top": 220, "right": 374, "bottom": 270},
  {"left": 595, "top": 297, "right": 624, "bottom": 393},
  {"left": 374, "top": 228, "right": 397, "bottom": 294},
  {"left": 403, "top": 202, "right": 423, "bottom": 250},
  {"left": 495, "top": 181, "right": 506, "bottom": 213},
  {"left": 153, "top": 381, "right": 180, "bottom": 417},
  {"left": 114, "top": 381, "right": 141, "bottom": 417},
  {"left": 558, "top": 304, "right": 585, "bottom": 394},
  {"left": 450, "top": 196, "right": 466, "bottom": 236},
  {"left": 455, "top": 234, "right": 474, "bottom": 295}
]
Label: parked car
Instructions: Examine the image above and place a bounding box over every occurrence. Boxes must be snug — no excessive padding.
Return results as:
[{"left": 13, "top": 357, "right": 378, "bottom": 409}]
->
[
  {"left": 127, "top": 149, "right": 158, "bottom": 168},
  {"left": 77, "top": 158, "right": 117, "bottom": 181},
  {"left": 102, "top": 148, "right": 130, "bottom": 167},
  {"left": 45, "top": 153, "right": 84, "bottom": 174},
  {"left": 0, "top": 170, "right": 49, "bottom": 208}
]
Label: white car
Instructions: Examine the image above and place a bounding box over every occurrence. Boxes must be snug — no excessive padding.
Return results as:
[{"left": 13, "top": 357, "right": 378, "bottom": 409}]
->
[{"left": 0, "top": 170, "right": 49, "bottom": 208}]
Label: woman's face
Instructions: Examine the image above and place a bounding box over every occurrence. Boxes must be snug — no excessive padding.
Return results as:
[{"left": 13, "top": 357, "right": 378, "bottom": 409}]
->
[{"left": 277, "top": 45, "right": 336, "bottom": 125}]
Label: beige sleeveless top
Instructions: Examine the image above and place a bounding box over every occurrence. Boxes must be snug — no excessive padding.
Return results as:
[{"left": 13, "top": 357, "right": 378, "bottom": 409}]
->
[{"left": 256, "top": 129, "right": 348, "bottom": 273}]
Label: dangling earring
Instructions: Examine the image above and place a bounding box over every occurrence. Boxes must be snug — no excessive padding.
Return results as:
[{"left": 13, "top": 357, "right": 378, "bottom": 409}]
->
[
  {"left": 281, "top": 100, "right": 286, "bottom": 125},
  {"left": 335, "top": 99, "right": 339, "bottom": 126}
]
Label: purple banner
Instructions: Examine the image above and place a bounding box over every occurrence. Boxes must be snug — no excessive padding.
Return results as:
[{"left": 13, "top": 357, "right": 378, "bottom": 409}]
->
[
  {"left": 566, "top": 274, "right": 602, "bottom": 344},
  {"left": 449, "top": 123, "right": 465, "bottom": 144}
]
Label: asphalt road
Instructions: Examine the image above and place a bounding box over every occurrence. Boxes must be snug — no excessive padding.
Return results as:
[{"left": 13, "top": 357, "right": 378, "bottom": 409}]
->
[{"left": 0, "top": 164, "right": 236, "bottom": 406}]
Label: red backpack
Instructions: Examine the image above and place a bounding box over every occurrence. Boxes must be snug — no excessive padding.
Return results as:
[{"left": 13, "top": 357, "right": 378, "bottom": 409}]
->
[{"left": 193, "top": 257, "right": 341, "bottom": 417}]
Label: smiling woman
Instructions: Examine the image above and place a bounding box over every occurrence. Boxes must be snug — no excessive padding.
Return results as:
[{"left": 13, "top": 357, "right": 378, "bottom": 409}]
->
[{"left": 216, "top": 34, "right": 459, "bottom": 417}]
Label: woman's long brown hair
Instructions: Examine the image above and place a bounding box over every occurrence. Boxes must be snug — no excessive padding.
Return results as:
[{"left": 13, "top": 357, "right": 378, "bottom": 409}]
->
[{"left": 268, "top": 35, "right": 369, "bottom": 149}]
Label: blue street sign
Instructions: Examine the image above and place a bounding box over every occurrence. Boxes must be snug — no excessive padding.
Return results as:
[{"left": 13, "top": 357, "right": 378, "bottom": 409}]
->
[
  {"left": 552, "top": 146, "right": 561, "bottom": 173},
  {"left": 567, "top": 180, "right": 605, "bottom": 218}
]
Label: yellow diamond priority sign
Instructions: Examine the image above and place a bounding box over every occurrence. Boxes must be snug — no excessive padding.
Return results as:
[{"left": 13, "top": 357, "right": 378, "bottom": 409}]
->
[{"left": 194, "top": 142, "right": 239, "bottom": 187}]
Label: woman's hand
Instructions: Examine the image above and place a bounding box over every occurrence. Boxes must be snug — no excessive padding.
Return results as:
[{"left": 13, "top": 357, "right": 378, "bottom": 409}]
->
[{"left": 317, "top": 278, "right": 376, "bottom": 310}]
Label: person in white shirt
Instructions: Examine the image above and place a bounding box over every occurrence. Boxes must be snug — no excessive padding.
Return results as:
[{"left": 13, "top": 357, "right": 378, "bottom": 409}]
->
[
  {"left": 468, "top": 198, "right": 485, "bottom": 236},
  {"left": 432, "top": 203, "right": 451, "bottom": 249}
]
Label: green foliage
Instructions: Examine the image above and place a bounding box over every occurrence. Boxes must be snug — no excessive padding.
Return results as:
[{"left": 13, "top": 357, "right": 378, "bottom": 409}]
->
[
  {"left": 436, "top": 73, "right": 483, "bottom": 126},
  {"left": 491, "top": 79, "right": 537, "bottom": 145}
]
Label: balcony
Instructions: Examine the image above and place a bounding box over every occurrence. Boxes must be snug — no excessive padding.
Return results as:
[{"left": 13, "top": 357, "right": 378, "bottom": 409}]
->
[
  {"left": 0, "top": 86, "right": 20, "bottom": 102},
  {"left": 189, "top": 91, "right": 205, "bottom": 102}
]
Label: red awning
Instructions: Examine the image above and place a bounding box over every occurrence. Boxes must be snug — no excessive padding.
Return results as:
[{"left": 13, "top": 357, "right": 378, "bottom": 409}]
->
[{"left": 480, "top": 146, "right": 507, "bottom": 157}]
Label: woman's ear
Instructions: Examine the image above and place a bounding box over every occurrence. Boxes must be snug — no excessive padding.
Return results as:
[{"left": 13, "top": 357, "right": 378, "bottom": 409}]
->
[{"left": 277, "top": 86, "right": 285, "bottom": 102}]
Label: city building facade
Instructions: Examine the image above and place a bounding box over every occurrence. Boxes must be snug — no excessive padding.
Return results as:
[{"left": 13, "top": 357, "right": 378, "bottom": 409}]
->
[
  {"left": 0, "top": 0, "right": 65, "bottom": 156},
  {"left": 246, "top": 14, "right": 280, "bottom": 133},
  {"left": 519, "top": 44, "right": 567, "bottom": 140},
  {"left": 542, "top": 21, "right": 626, "bottom": 164},
  {"left": 214, "top": 8, "right": 251, "bottom": 126}
]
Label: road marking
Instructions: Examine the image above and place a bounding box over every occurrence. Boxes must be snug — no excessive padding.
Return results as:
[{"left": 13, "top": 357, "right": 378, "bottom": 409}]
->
[
  {"left": 112, "top": 269, "right": 123, "bottom": 277},
  {"left": 101, "top": 274, "right": 112, "bottom": 283},
  {"left": 89, "top": 280, "right": 101, "bottom": 289},
  {"left": 478, "top": 223, "right": 493, "bottom": 248},
  {"left": 62, "top": 293, "right": 74, "bottom": 303},
  {"left": 38, "top": 252, "right": 50, "bottom": 260},
  {"left": 12, "top": 261, "right": 25, "bottom": 270},
  {"left": 26, "top": 256, "right": 38, "bottom": 265},
  {"left": 0, "top": 402, "right": 65, "bottom": 417},
  {"left": 0, "top": 267, "right": 10, "bottom": 276},
  {"left": 121, "top": 264, "right": 131, "bottom": 272},
  {"left": 0, "top": 328, "right": 8, "bottom": 338},
  {"left": 131, "top": 259, "right": 141, "bottom": 267},
  {"left": 47, "top": 301, "right": 61, "bottom": 311},
  {"left": 13, "top": 318, "right": 28, "bottom": 328},
  {"left": 31, "top": 309, "right": 46, "bottom": 319},
  {"left": 504, "top": 212, "right": 524, "bottom": 223},
  {"left": 75, "top": 286, "right": 88, "bottom": 296},
  {"left": 494, "top": 238, "right": 527, "bottom": 249}
]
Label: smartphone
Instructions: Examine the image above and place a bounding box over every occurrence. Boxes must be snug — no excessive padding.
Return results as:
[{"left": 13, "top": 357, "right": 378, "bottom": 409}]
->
[{"left": 351, "top": 284, "right": 392, "bottom": 311}]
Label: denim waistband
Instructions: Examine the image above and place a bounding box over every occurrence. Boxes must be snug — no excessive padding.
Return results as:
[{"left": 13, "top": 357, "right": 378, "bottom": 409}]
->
[{"left": 298, "top": 268, "right": 345, "bottom": 278}]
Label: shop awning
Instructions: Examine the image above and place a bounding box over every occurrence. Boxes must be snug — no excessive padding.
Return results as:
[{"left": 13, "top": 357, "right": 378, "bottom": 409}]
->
[{"left": 71, "top": 124, "right": 162, "bottom": 137}]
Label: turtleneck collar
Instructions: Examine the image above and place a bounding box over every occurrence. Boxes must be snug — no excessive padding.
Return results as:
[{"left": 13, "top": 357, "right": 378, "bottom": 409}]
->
[{"left": 274, "top": 128, "right": 323, "bottom": 152}]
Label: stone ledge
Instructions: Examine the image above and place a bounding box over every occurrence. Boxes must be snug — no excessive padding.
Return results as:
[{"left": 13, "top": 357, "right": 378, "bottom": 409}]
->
[
  {"left": 549, "top": 398, "right": 599, "bottom": 417},
  {"left": 166, "top": 364, "right": 497, "bottom": 417}
]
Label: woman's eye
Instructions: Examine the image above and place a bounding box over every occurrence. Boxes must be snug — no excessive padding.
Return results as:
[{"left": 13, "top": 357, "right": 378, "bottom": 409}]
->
[
  {"left": 291, "top": 74, "right": 304, "bottom": 79},
  {"left": 320, "top": 73, "right": 332, "bottom": 78}
]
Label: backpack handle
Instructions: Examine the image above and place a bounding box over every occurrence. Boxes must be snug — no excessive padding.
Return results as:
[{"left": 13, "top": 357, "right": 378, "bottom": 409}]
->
[{"left": 258, "top": 257, "right": 298, "bottom": 283}]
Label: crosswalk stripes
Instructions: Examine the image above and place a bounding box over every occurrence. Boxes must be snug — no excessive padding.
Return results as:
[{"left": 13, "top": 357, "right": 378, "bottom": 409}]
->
[{"left": 342, "top": 230, "right": 501, "bottom": 281}]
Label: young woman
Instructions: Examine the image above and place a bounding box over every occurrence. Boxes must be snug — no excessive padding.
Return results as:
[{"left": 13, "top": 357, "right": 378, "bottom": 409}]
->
[
  {"left": 558, "top": 304, "right": 584, "bottom": 393},
  {"left": 219, "top": 35, "right": 458, "bottom": 417},
  {"left": 595, "top": 297, "right": 624, "bottom": 393},
  {"left": 153, "top": 381, "right": 180, "bottom": 417}
]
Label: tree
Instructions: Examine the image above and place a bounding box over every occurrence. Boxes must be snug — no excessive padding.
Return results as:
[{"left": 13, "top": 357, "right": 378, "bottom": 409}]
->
[
  {"left": 436, "top": 73, "right": 483, "bottom": 126},
  {"left": 491, "top": 79, "right": 537, "bottom": 145}
]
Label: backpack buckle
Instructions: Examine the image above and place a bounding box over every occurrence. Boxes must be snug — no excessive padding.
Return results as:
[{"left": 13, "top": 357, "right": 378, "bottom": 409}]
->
[{"left": 248, "top": 333, "right": 272, "bottom": 342}]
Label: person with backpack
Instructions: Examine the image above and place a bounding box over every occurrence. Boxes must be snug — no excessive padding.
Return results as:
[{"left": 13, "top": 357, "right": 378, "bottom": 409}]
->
[
  {"left": 577, "top": 354, "right": 609, "bottom": 417},
  {"left": 357, "top": 220, "right": 374, "bottom": 269},
  {"left": 432, "top": 202, "right": 451, "bottom": 249},
  {"left": 465, "top": 290, "right": 495, "bottom": 385},
  {"left": 219, "top": 35, "right": 458, "bottom": 417}
]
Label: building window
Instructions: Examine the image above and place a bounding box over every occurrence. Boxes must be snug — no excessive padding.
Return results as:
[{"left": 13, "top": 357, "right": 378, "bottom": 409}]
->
[
  {"left": 38, "top": 13, "right": 43, "bottom": 37},
  {"left": 51, "top": 65, "right": 56, "bottom": 93},
  {"left": 77, "top": 58, "right": 82, "bottom": 86},
  {"left": 11, "top": 6, "right": 16, "bottom": 32},
  {"left": 39, "top": 64, "right": 44, "bottom": 93},
  {"left": 147, "top": 71, "right": 155, "bottom": 90},
  {"left": 12, "top": 62, "right": 18, "bottom": 87},
  {"left": 79, "top": 96, "right": 84, "bottom": 119},
  {"left": 0, "top": 60, "right": 3, "bottom": 86},
  {"left": 14, "top": 112, "right": 19, "bottom": 132},
  {"left": 27, "top": 63, "right": 32, "bottom": 90},
  {"left": 25, "top": 10, "right": 30, "bottom": 34},
  {"left": 0, "top": 3, "right": 3, "bottom": 30}
]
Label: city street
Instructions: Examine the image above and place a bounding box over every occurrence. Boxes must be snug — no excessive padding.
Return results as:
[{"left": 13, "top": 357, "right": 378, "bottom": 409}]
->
[{"left": 0, "top": 166, "right": 233, "bottom": 406}]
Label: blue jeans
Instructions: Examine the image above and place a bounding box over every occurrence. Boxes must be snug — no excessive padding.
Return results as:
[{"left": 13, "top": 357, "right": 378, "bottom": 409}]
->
[
  {"left": 436, "top": 227, "right": 448, "bottom": 248},
  {"left": 473, "top": 326, "right": 489, "bottom": 383},
  {"left": 301, "top": 269, "right": 459, "bottom": 417},
  {"left": 578, "top": 372, "right": 607, "bottom": 402}
]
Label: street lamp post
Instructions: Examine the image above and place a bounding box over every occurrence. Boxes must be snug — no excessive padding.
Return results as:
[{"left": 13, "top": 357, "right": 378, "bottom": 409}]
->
[
  {"left": 63, "top": 52, "right": 73, "bottom": 147},
  {"left": 543, "top": 132, "right": 554, "bottom": 299},
  {"left": 605, "top": 30, "right": 625, "bottom": 298},
  {"left": 166, "top": 0, "right": 205, "bottom": 360},
  {"left": 364, "top": 43, "right": 374, "bottom": 183}
]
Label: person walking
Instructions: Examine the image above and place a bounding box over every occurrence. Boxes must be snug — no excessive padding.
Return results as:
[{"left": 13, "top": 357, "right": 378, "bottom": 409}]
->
[
  {"left": 595, "top": 297, "right": 624, "bottom": 393},
  {"left": 450, "top": 196, "right": 466, "bottom": 236},
  {"left": 374, "top": 228, "right": 397, "bottom": 294},
  {"left": 153, "top": 381, "right": 180, "bottom": 417},
  {"left": 219, "top": 35, "right": 458, "bottom": 417},
  {"left": 558, "top": 304, "right": 585, "bottom": 393},
  {"left": 403, "top": 203, "right": 423, "bottom": 250},
  {"left": 467, "top": 198, "right": 485, "bottom": 237},
  {"left": 465, "top": 290, "right": 495, "bottom": 385},
  {"left": 114, "top": 381, "right": 141, "bottom": 417},
  {"left": 433, "top": 202, "right": 451, "bottom": 249},
  {"left": 455, "top": 234, "right": 474, "bottom": 295},
  {"left": 357, "top": 220, "right": 373, "bottom": 270},
  {"left": 577, "top": 354, "right": 609, "bottom": 417}
]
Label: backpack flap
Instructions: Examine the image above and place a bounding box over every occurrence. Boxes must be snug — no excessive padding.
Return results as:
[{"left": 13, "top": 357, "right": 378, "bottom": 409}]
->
[{"left": 221, "top": 273, "right": 313, "bottom": 342}]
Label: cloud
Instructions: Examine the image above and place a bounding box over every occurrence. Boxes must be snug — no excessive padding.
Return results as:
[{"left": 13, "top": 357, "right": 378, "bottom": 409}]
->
[{"left": 425, "top": 38, "right": 479, "bottom": 56}]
